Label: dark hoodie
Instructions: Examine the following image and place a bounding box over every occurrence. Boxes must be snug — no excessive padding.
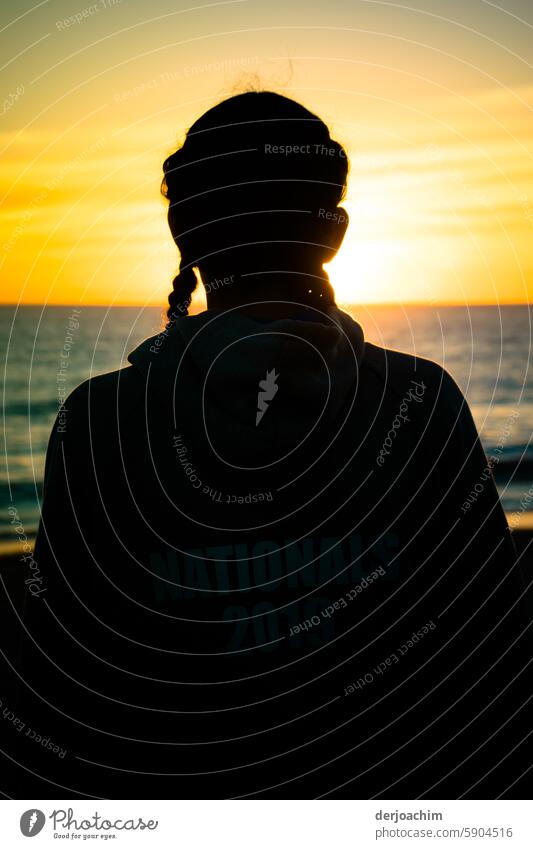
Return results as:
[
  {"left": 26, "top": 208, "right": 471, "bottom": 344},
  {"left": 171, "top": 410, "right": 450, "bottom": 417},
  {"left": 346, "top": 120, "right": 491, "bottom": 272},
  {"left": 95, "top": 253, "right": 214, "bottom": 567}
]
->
[{"left": 13, "top": 307, "right": 531, "bottom": 799}]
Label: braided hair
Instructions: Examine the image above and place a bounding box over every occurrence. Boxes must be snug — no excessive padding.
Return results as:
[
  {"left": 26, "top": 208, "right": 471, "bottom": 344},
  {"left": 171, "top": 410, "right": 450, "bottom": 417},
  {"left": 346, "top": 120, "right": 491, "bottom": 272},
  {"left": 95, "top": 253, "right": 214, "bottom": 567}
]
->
[
  {"left": 161, "top": 91, "right": 349, "bottom": 323},
  {"left": 166, "top": 257, "right": 196, "bottom": 324}
]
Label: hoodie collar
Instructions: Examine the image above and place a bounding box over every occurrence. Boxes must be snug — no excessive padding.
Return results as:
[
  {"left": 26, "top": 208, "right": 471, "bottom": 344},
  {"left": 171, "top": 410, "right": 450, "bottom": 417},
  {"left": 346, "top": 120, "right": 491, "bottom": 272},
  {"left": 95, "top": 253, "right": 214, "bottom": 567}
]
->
[{"left": 128, "top": 306, "right": 365, "bottom": 466}]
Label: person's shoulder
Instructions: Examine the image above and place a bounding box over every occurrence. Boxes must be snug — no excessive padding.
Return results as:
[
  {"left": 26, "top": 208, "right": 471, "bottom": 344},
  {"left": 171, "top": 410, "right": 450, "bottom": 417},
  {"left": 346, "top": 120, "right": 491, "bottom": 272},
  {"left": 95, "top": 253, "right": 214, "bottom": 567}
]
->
[
  {"left": 62, "top": 366, "right": 142, "bottom": 425},
  {"left": 362, "top": 341, "right": 464, "bottom": 407}
]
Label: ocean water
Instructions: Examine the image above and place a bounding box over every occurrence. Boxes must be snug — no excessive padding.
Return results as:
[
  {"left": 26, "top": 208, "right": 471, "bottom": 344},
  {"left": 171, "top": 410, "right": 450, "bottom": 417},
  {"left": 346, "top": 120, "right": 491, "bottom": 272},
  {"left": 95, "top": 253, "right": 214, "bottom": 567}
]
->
[{"left": 1, "top": 304, "right": 532, "bottom": 549}]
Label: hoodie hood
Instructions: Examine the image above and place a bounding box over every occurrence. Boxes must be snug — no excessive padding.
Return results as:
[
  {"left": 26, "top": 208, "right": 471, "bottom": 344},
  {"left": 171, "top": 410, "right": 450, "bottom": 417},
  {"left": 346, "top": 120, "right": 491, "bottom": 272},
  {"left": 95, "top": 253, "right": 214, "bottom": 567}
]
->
[{"left": 128, "top": 306, "right": 365, "bottom": 467}]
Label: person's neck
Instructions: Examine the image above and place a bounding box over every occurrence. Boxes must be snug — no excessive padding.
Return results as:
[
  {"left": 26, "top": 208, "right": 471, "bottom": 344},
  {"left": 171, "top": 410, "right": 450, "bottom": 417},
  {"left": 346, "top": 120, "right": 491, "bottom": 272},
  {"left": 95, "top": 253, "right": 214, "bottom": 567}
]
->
[
  {"left": 203, "top": 266, "right": 331, "bottom": 319},
  {"left": 232, "top": 302, "right": 310, "bottom": 319}
]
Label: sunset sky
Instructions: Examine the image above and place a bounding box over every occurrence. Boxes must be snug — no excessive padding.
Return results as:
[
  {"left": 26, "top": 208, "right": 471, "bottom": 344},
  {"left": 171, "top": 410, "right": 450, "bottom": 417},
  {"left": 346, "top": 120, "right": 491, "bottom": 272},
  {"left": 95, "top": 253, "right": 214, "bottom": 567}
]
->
[{"left": 1, "top": 0, "right": 532, "bottom": 307}]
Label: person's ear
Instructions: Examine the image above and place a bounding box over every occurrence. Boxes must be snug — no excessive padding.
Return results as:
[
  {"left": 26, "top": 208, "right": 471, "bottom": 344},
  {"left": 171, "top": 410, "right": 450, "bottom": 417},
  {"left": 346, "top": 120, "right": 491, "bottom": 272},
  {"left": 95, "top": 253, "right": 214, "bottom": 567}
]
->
[{"left": 320, "top": 206, "right": 349, "bottom": 261}]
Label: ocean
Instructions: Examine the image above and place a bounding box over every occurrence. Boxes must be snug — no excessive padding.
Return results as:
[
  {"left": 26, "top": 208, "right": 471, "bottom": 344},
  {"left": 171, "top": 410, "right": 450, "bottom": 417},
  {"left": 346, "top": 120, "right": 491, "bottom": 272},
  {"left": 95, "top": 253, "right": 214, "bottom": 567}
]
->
[{"left": 1, "top": 304, "right": 532, "bottom": 551}]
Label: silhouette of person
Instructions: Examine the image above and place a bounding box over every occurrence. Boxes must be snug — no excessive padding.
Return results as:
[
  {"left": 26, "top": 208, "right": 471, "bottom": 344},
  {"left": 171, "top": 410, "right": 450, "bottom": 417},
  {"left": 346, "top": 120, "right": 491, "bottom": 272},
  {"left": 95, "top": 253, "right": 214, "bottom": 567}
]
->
[{"left": 16, "top": 92, "right": 531, "bottom": 799}]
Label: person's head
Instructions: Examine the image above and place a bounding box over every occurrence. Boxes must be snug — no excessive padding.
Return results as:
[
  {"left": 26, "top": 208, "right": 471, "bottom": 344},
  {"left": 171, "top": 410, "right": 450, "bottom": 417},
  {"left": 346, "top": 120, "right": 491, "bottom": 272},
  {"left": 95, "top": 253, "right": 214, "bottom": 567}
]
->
[{"left": 161, "top": 91, "right": 349, "bottom": 321}]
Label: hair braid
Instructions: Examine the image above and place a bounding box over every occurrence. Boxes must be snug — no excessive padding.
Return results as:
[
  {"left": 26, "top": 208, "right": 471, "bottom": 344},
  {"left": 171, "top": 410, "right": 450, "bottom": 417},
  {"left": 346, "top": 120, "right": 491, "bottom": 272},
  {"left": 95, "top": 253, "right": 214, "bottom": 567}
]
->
[{"left": 166, "top": 257, "right": 197, "bottom": 324}]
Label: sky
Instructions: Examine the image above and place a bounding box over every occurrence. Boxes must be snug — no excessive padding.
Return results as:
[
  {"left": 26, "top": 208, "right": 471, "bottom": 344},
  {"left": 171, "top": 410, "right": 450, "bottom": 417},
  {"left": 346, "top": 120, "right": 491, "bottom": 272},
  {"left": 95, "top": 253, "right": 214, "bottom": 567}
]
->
[{"left": 1, "top": 0, "right": 532, "bottom": 307}]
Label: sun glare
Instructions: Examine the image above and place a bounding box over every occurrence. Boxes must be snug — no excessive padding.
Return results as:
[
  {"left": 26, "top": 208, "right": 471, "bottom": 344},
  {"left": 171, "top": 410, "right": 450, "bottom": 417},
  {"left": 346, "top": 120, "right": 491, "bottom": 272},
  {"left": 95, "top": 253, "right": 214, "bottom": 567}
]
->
[{"left": 328, "top": 236, "right": 410, "bottom": 305}]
